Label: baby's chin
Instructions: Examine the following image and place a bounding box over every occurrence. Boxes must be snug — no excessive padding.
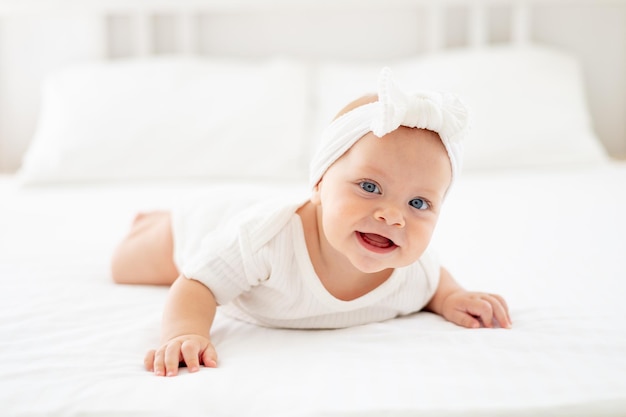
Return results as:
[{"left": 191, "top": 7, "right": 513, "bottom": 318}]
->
[
  {"left": 351, "top": 255, "right": 423, "bottom": 275},
  {"left": 350, "top": 260, "right": 403, "bottom": 275}
]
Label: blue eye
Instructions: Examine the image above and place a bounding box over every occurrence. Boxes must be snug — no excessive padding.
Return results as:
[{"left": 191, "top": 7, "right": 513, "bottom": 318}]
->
[
  {"left": 360, "top": 181, "right": 380, "bottom": 194},
  {"left": 409, "top": 198, "right": 429, "bottom": 210}
]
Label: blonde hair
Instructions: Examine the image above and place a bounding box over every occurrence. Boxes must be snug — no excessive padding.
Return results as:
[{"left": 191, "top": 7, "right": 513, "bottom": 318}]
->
[{"left": 333, "top": 94, "right": 378, "bottom": 120}]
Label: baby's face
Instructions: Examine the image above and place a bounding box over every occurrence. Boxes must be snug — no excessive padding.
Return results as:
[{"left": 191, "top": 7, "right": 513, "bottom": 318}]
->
[{"left": 312, "top": 126, "right": 451, "bottom": 274}]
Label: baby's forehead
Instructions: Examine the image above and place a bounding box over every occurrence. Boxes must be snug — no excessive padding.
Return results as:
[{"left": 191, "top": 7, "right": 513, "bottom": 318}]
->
[{"left": 341, "top": 128, "right": 452, "bottom": 194}]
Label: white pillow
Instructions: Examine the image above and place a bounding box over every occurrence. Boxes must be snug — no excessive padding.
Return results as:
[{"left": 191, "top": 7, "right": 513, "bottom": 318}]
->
[
  {"left": 19, "top": 57, "right": 310, "bottom": 184},
  {"left": 313, "top": 45, "right": 608, "bottom": 171}
]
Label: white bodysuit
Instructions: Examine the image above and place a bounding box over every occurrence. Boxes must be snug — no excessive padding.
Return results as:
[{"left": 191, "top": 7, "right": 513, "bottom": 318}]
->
[{"left": 172, "top": 197, "right": 440, "bottom": 329}]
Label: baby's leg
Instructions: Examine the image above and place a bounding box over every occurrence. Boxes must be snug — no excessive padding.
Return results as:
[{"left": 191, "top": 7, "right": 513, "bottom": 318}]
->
[{"left": 111, "top": 211, "right": 179, "bottom": 285}]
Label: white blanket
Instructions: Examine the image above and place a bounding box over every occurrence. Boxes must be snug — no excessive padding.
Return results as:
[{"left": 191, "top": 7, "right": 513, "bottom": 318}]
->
[{"left": 1, "top": 163, "right": 626, "bottom": 417}]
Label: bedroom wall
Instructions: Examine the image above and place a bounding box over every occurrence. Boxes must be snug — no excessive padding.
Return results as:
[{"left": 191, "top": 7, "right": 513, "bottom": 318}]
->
[
  {"left": 0, "top": 3, "right": 625, "bottom": 173},
  {"left": 0, "top": 14, "right": 104, "bottom": 173},
  {"left": 532, "top": 4, "right": 626, "bottom": 162}
]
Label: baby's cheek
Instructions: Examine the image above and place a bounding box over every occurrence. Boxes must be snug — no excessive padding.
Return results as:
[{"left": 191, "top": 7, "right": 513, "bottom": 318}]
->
[{"left": 407, "top": 224, "right": 436, "bottom": 255}]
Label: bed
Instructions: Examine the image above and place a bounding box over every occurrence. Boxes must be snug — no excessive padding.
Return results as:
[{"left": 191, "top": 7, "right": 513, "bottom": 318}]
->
[{"left": 1, "top": 1, "right": 626, "bottom": 417}]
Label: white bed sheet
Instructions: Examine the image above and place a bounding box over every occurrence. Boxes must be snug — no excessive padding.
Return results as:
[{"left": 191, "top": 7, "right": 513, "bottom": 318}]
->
[{"left": 1, "top": 163, "right": 626, "bottom": 417}]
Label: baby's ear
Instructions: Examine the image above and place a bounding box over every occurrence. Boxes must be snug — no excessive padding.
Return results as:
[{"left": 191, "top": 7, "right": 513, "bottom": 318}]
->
[{"left": 310, "top": 182, "right": 322, "bottom": 206}]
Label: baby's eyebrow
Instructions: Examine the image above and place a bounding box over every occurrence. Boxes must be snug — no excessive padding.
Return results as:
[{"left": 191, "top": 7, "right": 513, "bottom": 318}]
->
[{"left": 357, "top": 164, "right": 387, "bottom": 180}]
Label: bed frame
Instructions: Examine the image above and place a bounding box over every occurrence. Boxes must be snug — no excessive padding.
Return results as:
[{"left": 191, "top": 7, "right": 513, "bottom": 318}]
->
[{"left": 0, "top": 0, "right": 625, "bottom": 172}]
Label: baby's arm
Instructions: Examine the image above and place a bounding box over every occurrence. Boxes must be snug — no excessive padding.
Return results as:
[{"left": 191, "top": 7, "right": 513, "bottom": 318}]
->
[
  {"left": 425, "top": 267, "right": 512, "bottom": 329},
  {"left": 144, "top": 276, "right": 218, "bottom": 376}
]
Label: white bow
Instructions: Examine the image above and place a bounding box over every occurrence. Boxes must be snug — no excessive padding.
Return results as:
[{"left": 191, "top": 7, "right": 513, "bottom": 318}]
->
[{"left": 371, "top": 67, "right": 469, "bottom": 144}]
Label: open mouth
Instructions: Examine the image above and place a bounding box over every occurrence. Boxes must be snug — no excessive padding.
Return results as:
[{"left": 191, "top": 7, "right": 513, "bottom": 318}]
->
[{"left": 357, "top": 232, "right": 398, "bottom": 253}]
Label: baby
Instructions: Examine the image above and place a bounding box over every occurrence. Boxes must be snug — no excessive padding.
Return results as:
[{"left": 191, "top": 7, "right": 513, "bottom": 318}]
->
[{"left": 111, "top": 67, "right": 511, "bottom": 377}]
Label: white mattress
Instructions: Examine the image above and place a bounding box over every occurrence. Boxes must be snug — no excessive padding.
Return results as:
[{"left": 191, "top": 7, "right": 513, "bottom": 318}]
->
[{"left": 1, "top": 163, "right": 626, "bottom": 417}]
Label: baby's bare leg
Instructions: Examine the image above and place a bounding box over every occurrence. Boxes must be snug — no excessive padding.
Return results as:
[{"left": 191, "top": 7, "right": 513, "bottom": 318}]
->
[{"left": 111, "top": 211, "right": 179, "bottom": 285}]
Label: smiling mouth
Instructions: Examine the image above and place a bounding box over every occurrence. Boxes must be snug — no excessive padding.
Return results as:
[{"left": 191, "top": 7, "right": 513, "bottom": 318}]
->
[{"left": 357, "top": 232, "right": 398, "bottom": 253}]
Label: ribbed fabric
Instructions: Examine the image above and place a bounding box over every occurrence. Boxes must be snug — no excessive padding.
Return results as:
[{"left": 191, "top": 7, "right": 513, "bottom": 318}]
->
[{"left": 175, "top": 199, "right": 440, "bottom": 330}]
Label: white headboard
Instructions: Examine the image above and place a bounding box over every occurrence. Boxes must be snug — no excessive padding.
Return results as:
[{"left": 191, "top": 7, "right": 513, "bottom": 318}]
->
[{"left": 1, "top": 0, "right": 625, "bottom": 172}]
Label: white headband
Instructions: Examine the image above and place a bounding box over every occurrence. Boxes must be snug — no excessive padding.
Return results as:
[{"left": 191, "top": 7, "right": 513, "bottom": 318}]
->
[{"left": 309, "top": 67, "right": 470, "bottom": 189}]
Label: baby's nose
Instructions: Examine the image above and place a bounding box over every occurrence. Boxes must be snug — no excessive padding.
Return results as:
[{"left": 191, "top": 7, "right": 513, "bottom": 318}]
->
[{"left": 374, "top": 206, "right": 405, "bottom": 228}]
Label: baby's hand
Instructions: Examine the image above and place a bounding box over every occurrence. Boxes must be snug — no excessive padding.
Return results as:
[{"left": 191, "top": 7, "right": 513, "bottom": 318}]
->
[
  {"left": 441, "top": 291, "right": 511, "bottom": 329},
  {"left": 145, "top": 334, "right": 218, "bottom": 377}
]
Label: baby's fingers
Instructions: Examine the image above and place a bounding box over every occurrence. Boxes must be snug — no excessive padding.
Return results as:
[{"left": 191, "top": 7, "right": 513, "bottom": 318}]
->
[
  {"left": 201, "top": 343, "right": 218, "bottom": 368},
  {"left": 485, "top": 293, "right": 512, "bottom": 328},
  {"left": 164, "top": 342, "right": 183, "bottom": 377},
  {"left": 444, "top": 291, "right": 512, "bottom": 329},
  {"left": 180, "top": 340, "right": 202, "bottom": 373},
  {"left": 144, "top": 349, "right": 156, "bottom": 372},
  {"left": 447, "top": 309, "right": 482, "bottom": 329},
  {"left": 461, "top": 297, "right": 495, "bottom": 328},
  {"left": 150, "top": 342, "right": 183, "bottom": 376},
  {"left": 151, "top": 346, "right": 169, "bottom": 376},
  {"left": 464, "top": 294, "right": 511, "bottom": 329}
]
